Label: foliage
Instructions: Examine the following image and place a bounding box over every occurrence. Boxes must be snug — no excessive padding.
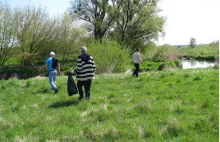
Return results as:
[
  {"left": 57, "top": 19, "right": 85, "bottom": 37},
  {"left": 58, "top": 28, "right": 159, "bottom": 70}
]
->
[
  {"left": 145, "top": 45, "right": 184, "bottom": 62},
  {"left": 0, "top": 68, "right": 218, "bottom": 141},
  {"left": 112, "top": 0, "right": 165, "bottom": 49},
  {"left": 0, "top": 4, "right": 19, "bottom": 65},
  {"left": 181, "top": 41, "right": 219, "bottom": 60},
  {"left": 13, "top": 6, "right": 60, "bottom": 65},
  {"left": 56, "top": 13, "right": 86, "bottom": 65},
  {"left": 189, "top": 37, "right": 196, "bottom": 48},
  {"left": 213, "top": 64, "right": 219, "bottom": 69},
  {"left": 88, "top": 40, "right": 130, "bottom": 73},
  {"left": 0, "top": 65, "right": 47, "bottom": 79},
  {"left": 69, "top": 0, "right": 165, "bottom": 49},
  {"left": 0, "top": 3, "right": 88, "bottom": 66},
  {"left": 140, "top": 60, "right": 182, "bottom": 72},
  {"left": 69, "top": 0, "right": 120, "bottom": 40}
]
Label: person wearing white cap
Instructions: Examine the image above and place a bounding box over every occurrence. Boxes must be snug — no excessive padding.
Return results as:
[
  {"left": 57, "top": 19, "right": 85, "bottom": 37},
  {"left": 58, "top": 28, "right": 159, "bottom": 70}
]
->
[
  {"left": 46, "top": 51, "right": 61, "bottom": 94},
  {"left": 71, "top": 46, "right": 96, "bottom": 100}
]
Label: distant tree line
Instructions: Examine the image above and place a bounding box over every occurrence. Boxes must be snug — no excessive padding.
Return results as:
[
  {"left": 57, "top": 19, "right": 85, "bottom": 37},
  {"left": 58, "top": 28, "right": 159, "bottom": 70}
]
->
[
  {"left": 69, "top": 0, "right": 165, "bottom": 50},
  {"left": 0, "top": 3, "right": 85, "bottom": 65},
  {"left": 0, "top": 0, "right": 165, "bottom": 66}
]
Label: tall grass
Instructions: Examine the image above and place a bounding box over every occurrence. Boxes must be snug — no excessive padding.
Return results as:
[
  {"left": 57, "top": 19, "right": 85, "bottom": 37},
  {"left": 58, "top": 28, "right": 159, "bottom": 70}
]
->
[{"left": 0, "top": 68, "right": 218, "bottom": 141}]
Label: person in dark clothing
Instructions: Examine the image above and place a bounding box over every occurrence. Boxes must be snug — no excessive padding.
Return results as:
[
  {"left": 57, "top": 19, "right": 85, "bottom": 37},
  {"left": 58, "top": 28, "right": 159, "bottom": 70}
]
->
[{"left": 71, "top": 46, "right": 96, "bottom": 100}]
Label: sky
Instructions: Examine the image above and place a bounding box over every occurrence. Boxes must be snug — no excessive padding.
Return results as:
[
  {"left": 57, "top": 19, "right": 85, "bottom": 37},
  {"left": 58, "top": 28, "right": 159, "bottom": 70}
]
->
[{"left": 1, "top": 0, "right": 220, "bottom": 45}]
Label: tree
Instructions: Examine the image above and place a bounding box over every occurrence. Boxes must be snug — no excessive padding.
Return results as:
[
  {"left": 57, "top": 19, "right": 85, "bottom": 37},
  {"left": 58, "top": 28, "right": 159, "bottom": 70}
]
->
[
  {"left": 111, "top": 0, "right": 165, "bottom": 50},
  {"left": 0, "top": 4, "right": 18, "bottom": 65},
  {"left": 69, "top": 0, "right": 165, "bottom": 50},
  {"left": 56, "top": 13, "right": 86, "bottom": 64},
  {"left": 14, "top": 6, "right": 59, "bottom": 65},
  {"left": 189, "top": 37, "right": 196, "bottom": 48},
  {"left": 69, "top": 0, "right": 123, "bottom": 41}
]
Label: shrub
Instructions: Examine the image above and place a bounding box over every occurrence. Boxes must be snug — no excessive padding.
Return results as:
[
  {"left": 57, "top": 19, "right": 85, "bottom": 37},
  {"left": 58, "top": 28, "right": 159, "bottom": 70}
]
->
[
  {"left": 140, "top": 60, "right": 182, "bottom": 71},
  {"left": 0, "top": 65, "right": 47, "bottom": 80},
  {"left": 150, "top": 45, "right": 184, "bottom": 62},
  {"left": 213, "top": 64, "right": 219, "bottom": 69},
  {"left": 88, "top": 40, "right": 130, "bottom": 73}
]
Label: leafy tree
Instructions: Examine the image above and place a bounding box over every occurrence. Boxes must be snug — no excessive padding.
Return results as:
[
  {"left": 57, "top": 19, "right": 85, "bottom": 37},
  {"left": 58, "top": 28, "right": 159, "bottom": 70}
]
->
[
  {"left": 14, "top": 6, "right": 59, "bottom": 65},
  {"left": 56, "top": 13, "right": 86, "bottom": 64},
  {"left": 69, "top": 0, "right": 165, "bottom": 50},
  {"left": 189, "top": 37, "right": 196, "bottom": 48},
  {"left": 111, "top": 0, "right": 165, "bottom": 50},
  {"left": 0, "top": 4, "right": 18, "bottom": 65},
  {"left": 69, "top": 0, "right": 123, "bottom": 41}
]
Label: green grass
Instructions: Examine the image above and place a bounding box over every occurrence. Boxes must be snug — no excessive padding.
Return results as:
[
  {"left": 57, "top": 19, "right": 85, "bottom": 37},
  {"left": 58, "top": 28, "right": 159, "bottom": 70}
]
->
[{"left": 0, "top": 68, "right": 219, "bottom": 141}]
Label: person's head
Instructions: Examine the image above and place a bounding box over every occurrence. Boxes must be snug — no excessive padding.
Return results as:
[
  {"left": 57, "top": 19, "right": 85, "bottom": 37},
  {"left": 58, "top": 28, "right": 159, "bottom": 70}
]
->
[
  {"left": 50, "top": 51, "right": 55, "bottom": 57},
  {"left": 81, "top": 46, "right": 87, "bottom": 53},
  {"left": 136, "top": 48, "right": 140, "bottom": 52}
]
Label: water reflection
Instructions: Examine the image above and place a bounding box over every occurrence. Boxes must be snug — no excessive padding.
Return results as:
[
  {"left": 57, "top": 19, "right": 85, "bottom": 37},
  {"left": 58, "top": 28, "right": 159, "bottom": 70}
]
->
[{"left": 181, "top": 59, "right": 215, "bottom": 69}]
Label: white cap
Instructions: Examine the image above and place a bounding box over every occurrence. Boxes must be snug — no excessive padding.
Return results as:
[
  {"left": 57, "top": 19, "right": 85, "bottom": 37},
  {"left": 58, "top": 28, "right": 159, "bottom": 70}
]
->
[{"left": 50, "top": 52, "right": 55, "bottom": 56}]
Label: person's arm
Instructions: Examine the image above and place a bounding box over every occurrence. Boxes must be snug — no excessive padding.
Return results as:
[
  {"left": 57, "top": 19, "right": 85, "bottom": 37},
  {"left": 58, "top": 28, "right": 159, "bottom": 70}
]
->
[
  {"left": 90, "top": 56, "right": 96, "bottom": 72},
  {"left": 45, "top": 60, "right": 48, "bottom": 70},
  {"left": 138, "top": 53, "right": 143, "bottom": 63},
  {"left": 57, "top": 62, "right": 61, "bottom": 75}
]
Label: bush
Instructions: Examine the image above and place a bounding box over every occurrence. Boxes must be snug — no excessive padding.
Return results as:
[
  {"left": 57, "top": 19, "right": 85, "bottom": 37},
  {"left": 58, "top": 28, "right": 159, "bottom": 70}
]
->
[
  {"left": 88, "top": 40, "right": 130, "bottom": 73},
  {"left": 140, "top": 60, "right": 182, "bottom": 72},
  {"left": 150, "top": 45, "right": 184, "bottom": 62},
  {"left": 213, "top": 64, "right": 219, "bottom": 69},
  {"left": 0, "top": 65, "right": 47, "bottom": 80}
]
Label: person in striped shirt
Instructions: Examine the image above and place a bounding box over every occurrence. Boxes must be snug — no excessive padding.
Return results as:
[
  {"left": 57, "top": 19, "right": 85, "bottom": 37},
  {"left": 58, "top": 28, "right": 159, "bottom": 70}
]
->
[{"left": 71, "top": 46, "right": 96, "bottom": 100}]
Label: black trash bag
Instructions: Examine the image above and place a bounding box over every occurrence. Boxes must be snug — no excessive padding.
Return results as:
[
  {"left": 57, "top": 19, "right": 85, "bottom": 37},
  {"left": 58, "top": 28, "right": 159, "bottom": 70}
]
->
[{"left": 67, "top": 75, "right": 78, "bottom": 96}]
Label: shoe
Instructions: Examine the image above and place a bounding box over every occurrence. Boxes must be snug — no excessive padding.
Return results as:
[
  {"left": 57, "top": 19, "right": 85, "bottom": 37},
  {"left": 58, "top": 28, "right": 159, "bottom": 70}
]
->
[
  {"left": 86, "top": 97, "right": 90, "bottom": 100},
  {"left": 78, "top": 96, "right": 84, "bottom": 100},
  {"left": 54, "top": 88, "right": 59, "bottom": 94}
]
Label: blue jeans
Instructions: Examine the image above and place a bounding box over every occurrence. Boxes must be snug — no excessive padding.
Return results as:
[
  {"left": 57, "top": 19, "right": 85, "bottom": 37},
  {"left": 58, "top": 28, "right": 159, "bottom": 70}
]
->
[{"left": 48, "top": 70, "right": 57, "bottom": 90}]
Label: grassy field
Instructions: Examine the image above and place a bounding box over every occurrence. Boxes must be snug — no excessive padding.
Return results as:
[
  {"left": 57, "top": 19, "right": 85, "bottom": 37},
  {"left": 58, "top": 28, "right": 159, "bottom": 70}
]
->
[{"left": 0, "top": 68, "right": 219, "bottom": 141}]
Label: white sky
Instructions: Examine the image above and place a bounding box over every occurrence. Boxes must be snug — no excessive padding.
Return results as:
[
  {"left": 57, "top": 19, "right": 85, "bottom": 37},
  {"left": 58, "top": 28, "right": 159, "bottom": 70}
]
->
[
  {"left": 158, "top": 0, "right": 220, "bottom": 45},
  {"left": 1, "top": 0, "right": 220, "bottom": 45}
]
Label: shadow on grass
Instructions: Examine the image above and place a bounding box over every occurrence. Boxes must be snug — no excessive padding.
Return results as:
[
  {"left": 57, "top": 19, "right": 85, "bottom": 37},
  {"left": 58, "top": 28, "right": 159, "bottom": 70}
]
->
[{"left": 48, "top": 100, "right": 79, "bottom": 108}]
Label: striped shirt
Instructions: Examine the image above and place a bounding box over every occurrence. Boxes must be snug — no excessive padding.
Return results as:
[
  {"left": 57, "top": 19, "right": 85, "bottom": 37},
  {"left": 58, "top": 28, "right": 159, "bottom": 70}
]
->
[{"left": 75, "top": 53, "right": 96, "bottom": 81}]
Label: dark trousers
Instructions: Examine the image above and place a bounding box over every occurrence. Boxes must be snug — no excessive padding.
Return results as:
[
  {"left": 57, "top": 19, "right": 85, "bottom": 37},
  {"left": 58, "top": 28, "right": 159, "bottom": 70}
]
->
[
  {"left": 132, "top": 63, "right": 139, "bottom": 77},
  {"left": 77, "top": 80, "right": 92, "bottom": 99}
]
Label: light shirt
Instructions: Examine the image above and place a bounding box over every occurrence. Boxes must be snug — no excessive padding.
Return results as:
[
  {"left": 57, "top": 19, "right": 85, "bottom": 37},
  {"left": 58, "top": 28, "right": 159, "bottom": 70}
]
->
[{"left": 133, "top": 51, "right": 142, "bottom": 64}]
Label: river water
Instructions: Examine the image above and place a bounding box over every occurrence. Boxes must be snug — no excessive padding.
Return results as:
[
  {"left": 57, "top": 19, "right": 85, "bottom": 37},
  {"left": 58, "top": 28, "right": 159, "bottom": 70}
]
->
[{"left": 181, "top": 59, "right": 216, "bottom": 69}]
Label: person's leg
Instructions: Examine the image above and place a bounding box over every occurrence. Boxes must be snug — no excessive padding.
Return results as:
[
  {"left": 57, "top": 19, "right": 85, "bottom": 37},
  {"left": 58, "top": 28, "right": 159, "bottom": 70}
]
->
[
  {"left": 77, "top": 81, "right": 84, "bottom": 99},
  {"left": 53, "top": 70, "right": 57, "bottom": 87},
  {"left": 84, "top": 80, "right": 92, "bottom": 100},
  {"left": 133, "top": 63, "right": 139, "bottom": 77},
  {"left": 136, "top": 64, "right": 140, "bottom": 77},
  {"left": 53, "top": 70, "right": 59, "bottom": 93},
  {"left": 49, "top": 71, "right": 57, "bottom": 90},
  {"left": 132, "top": 64, "right": 137, "bottom": 76}
]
